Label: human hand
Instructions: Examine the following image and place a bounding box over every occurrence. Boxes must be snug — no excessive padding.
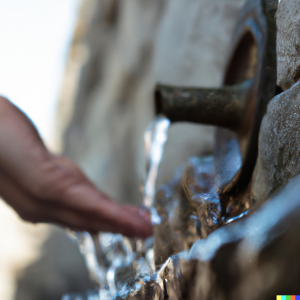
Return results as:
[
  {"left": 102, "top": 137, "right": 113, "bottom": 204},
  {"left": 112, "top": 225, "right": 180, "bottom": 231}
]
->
[{"left": 0, "top": 97, "right": 152, "bottom": 238}]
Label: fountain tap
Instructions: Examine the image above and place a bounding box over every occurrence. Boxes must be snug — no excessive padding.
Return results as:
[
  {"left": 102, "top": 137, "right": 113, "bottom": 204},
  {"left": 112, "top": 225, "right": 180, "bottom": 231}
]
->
[
  {"left": 154, "top": 0, "right": 277, "bottom": 195},
  {"left": 155, "top": 79, "right": 253, "bottom": 132}
]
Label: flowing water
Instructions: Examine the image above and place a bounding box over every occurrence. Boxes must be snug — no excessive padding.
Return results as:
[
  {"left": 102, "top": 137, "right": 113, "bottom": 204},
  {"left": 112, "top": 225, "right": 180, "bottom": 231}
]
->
[
  {"left": 143, "top": 116, "right": 171, "bottom": 210},
  {"left": 65, "top": 116, "right": 171, "bottom": 299},
  {"left": 66, "top": 230, "right": 106, "bottom": 288},
  {"left": 137, "top": 116, "right": 171, "bottom": 274}
]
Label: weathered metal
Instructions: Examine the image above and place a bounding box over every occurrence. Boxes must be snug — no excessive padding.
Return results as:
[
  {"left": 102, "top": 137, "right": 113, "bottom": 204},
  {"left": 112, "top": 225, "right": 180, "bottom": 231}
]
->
[
  {"left": 155, "top": 80, "right": 252, "bottom": 130},
  {"left": 155, "top": 0, "right": 277, "bottom": 195}
]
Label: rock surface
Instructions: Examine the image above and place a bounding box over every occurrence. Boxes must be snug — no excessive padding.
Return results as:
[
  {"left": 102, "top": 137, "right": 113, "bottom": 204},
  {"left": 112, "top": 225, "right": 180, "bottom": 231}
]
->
[
  {"left": 277, "top": 0, "right": 300, "bottom": 90},
  {"left": 182, "top": 156, "right": 222, "bottom": 238},
  {"left": 154, "top": 163, "right": 199, "bottom": 269},
  {"left": 125, "top": 175, "right": 300, "bottom": 300},
  {"left": 251, "top": 81, "right": 300, "bottom": 202},
  {"left": 187, "top": 175, "right": 300, "bottom": 298}
]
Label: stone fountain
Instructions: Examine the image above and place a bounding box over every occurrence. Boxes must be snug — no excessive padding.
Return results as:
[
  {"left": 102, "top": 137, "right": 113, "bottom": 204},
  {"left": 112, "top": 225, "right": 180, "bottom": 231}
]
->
[{"left": 64, "top": 0, "right": 300, "bottom": 298}]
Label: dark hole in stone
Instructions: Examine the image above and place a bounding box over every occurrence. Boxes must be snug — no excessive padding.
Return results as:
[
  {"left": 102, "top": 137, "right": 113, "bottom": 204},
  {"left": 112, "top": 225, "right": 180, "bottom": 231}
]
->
[
  {"left": 225, "top": 31, "right": 258, "bottom": 85},
  {"left": 275, "top": 85, "right": 284, "bottom": 96}
]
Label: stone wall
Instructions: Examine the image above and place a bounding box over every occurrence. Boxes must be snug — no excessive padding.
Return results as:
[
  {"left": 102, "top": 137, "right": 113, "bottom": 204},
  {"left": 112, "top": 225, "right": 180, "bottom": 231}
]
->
[{"left": 251, "top": 0, "right": 300, "bottom": 202}]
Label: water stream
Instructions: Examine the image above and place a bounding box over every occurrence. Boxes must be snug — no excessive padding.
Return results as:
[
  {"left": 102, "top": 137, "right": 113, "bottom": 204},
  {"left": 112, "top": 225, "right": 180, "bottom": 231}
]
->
[
  {"left": 136, "top": 116, "right": 171, "bottom": 275},
  {"left": 143, "top": 116, "right": 171, "bottom": 209},
  {"left": 64, "top": 116, "right": 171, "bottom": 299}
]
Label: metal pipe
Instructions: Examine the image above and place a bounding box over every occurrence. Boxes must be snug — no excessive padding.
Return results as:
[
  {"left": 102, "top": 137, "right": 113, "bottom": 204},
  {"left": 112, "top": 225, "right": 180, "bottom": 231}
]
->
[{"left": 155, "top": 79, "right": 253, "bottom": 131}]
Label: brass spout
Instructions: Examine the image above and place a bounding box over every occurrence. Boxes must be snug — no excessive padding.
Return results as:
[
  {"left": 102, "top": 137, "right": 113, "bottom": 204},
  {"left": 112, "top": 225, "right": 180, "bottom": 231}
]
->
[{"left": 155, "top": 79, "right": 253, "bottom": 131}]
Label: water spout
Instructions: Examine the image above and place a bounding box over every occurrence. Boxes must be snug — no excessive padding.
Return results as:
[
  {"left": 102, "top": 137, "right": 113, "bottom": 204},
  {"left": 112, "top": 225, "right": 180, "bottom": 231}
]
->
[{"left": 155, "top": 79, "right": 253, "bottom": 131}]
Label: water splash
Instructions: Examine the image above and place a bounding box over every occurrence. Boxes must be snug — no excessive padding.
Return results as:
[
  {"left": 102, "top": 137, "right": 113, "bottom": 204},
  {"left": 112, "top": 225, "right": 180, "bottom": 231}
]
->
[
  {"left": 66, "top": 231, "right": 106, "bottom": 288},
  {"left": 99, "top": 233, "right": 133, "bottom": 295},
  {"left": 67, "top": 231, "right": 133, "bottom": 298}
]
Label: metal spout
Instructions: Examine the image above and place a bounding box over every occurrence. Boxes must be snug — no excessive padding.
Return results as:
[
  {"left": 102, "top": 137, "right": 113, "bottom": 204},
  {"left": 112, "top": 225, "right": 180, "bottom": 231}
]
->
[
  {"left": 153, "top": 0, "right": 277, "bottom": 195},
  {"left": 155, "top": 79, "right": 253, "bottom": 131}
]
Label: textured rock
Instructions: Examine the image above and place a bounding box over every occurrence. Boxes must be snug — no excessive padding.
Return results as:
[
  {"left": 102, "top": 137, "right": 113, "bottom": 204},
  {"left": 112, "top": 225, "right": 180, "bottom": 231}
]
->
[
  {"left": 154, "top": 163, "right": 199, "bottom": 268},
  {"left": 251, "top": 81, "right": 300, "bottom": 202},
  {"left": 182, "top": 156, "right": 222, "bottom": 238},
  {"left": 144, "top": 174, "right": 300, "bottom": 300},
  {"left": 155, "top": 255, "right": 187, "bottom": 300},
  {"left": 122, "top": 254, "right": 189, "bottom": 300},
  {"left": 121, "top": 175, "right": 300, "bottom": 300},
  {"left": 277, "top": 0, "right": 300, "bottom": 90},
  {"left": 186, "top": 175, "right": 300, "bottom": 299},
  {"left": 121, "top": 277, "right": 163, "bottom": 300}
]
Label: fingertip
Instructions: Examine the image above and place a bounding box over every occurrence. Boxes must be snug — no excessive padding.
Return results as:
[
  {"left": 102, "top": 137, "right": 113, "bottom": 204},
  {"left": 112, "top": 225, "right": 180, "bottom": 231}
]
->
[{"left": 125, "top": 216, "right": 153, "bottom": 238}]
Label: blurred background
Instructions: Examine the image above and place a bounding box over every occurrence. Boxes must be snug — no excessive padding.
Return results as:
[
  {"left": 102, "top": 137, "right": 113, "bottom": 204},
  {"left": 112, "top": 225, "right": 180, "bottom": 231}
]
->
[{"left": 0, "top": 0, "right": 246, "bottom": 299}]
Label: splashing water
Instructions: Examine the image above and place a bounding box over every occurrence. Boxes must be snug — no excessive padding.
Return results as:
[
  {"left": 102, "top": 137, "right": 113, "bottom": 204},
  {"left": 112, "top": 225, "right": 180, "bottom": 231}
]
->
[
  {"left": 67, "top": 231, "right": 130, "bottom": 299},
  {"left": 67, "top": 231, "right": 106, "bottom": 288},
  {"left": 100, "top": 233, "right": 133, "bottom": 295}
]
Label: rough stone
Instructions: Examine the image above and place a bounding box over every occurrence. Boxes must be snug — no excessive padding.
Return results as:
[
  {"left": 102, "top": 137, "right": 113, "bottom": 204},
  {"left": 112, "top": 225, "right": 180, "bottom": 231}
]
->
[
  {"left": 154, "top": 163, "right": 199, "bottom": 269},
  {"left": 251, "top": 81, "right": 300, "bottom": 202},
  {"left": 182, "top": 156, "right": 222, "bottom": 238},
  {"left": 121, "top": 254, "right": 189, "bottom": 300},
  {"left": 129, "top": 175, "right": 300, "bottom": 300},
  {"left": 187, "top": 175, "right": 300, "bottom": 299},
  {"left": 120, "top": 277, "right": 163, "bottom": 300},
  {"left": 277, "top": 0, "right": 300, "bottom": 90}
]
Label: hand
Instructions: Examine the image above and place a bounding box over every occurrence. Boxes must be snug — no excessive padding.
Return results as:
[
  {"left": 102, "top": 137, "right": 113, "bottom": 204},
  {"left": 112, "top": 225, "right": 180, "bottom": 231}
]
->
[{"left": 0, "top": 97, "right": 152, "bottom": 238}]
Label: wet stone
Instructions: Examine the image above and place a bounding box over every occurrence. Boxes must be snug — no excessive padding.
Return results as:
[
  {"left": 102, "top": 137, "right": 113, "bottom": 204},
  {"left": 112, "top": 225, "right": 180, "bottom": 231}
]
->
[
  {"left": 182, "top": 156, "right": 222, "bottom": 238},
  {"left": 125, "top": 172, "right": 300, "bottom": 298},
  {"left": 124, "top": 175, "right": 300, "bottom": 300},
  {"left": 251, "top": 81, "right": 300, "bottom": 202},
  {"left": 277, "top": 0, "right": 300, "bottom": 90},
  {"left": 185, "top": 175, "right": 300, "bottom": 299},
  {"left": 156, "top": 254, "right": 187, "bottom": 300},
  {"left": 120, "top": 277, "right": 163, "bottom": 300},
  {"left": 153, "top": 164, "right": 200, "bottom": 269}
]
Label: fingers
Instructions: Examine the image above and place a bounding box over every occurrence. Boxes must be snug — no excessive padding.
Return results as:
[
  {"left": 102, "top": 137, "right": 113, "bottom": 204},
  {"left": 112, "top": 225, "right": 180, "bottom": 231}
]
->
[
  {"left": 50, "top": 204, "right": 152, "bottom": 237},
  {"left": 0, "top": 98, "right": 153, "bottom": 238},
  {"left": 44, "top": 157, "right": 152, "bottom": 237},
  {"left": 56, "top": 179, "right": 153, "bottom": 237},
  {"left": 0, "top": 165, "right": 152, "bottom": 238}
]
